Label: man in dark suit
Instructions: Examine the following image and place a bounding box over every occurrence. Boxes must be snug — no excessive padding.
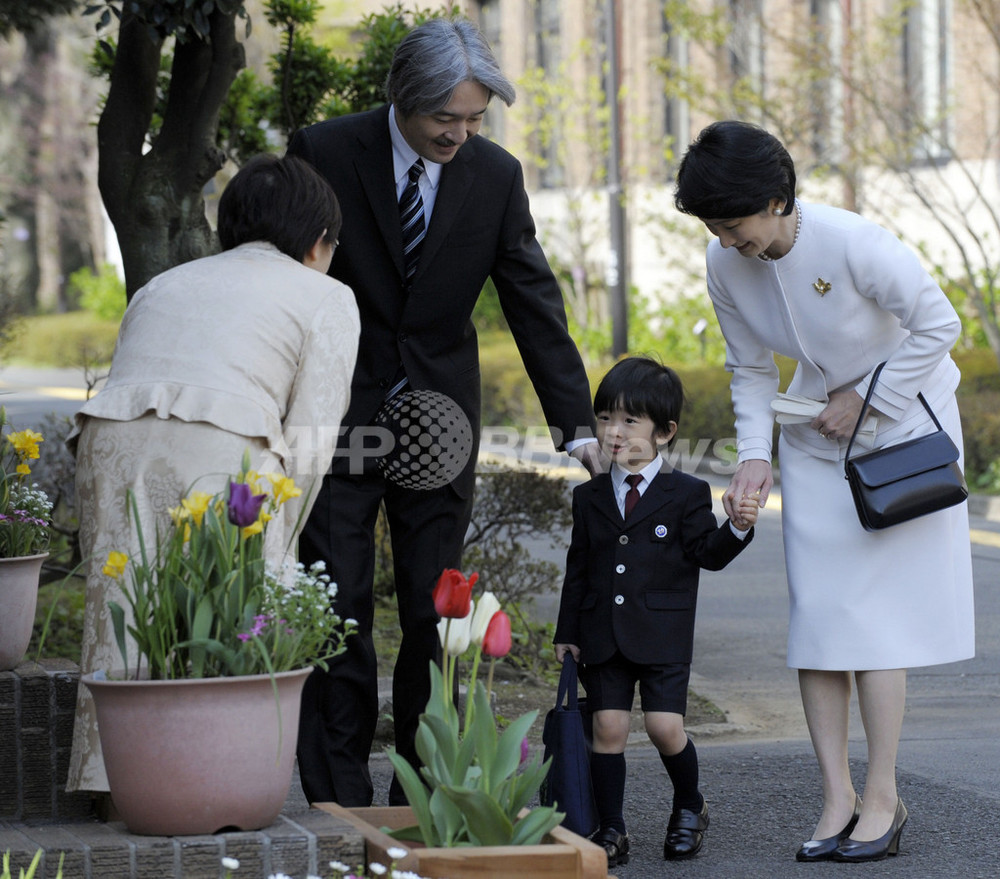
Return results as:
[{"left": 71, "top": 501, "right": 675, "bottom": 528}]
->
[
  {"left": 554, "top": 357, "right": 757, "bottom": 865},
  {"left": 287, "top": 18, "right": 602, "bottom": 807}
]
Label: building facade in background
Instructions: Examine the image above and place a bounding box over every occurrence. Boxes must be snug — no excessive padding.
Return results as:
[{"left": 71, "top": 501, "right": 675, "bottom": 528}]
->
[{"left": 330, "top": 0, "right": 998, "bottom": 316}]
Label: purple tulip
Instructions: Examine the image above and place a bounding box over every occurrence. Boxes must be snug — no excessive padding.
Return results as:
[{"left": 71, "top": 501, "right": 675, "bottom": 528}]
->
[
  {"left": 520, "top": 736, "right": 530, "bottom": 767},
  {"left": 227, "top": 482, "right": 266, "bottom": 528}
]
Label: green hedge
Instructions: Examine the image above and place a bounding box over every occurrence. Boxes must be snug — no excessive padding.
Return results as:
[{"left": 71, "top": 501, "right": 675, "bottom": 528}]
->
[{"left": 3, "top": 312, "right": 119, "bottom": 368}]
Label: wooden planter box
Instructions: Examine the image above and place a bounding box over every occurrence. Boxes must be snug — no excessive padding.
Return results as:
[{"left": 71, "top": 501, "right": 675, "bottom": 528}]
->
[{"left": 316, "top": 803, "right": 613, "bottom": 879}]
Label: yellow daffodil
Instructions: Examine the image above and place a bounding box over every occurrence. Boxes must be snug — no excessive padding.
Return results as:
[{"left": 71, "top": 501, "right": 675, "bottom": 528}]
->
[
  {"left": 167, "top": 505, "right": 192, "bottom": 541},
  {"left": 263, "top": 473, "right": 301, "bottom": 506},
  {"left": 16, "top": 462, "right": 30, "bottom": 475},
  {"left": 241, "top": 520, "right": 264, "bottom": 538},
  {"left": 7, "top": 428, "right": 43, "bottom": 460},
  {"left": 181, "top": 491, "right": 213, "bottom": 526},
  {"left": 243, "top": 470, "right": 266, "bottom": 494},
  {"left": 102, "top": 551, "right": 128, "bottom": 578}
]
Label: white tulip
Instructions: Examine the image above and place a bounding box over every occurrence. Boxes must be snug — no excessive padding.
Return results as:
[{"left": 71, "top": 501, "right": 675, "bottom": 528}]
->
[
  {"left": 469, "top": 591, "right": 501, "bottom": 646},
  {"left": 437, "top": 609, "right": 473, "bottom": 656}
]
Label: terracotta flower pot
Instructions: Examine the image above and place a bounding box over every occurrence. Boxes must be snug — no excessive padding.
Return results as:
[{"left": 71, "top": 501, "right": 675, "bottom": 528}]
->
[
  {"left": 0, "top": 552, "right": 47, "bottom": 671},
  {"left": 82, "top": 666, "right": 311, "bottom": 835},
  {"left": 318, "top": 803, "right": 611, "bottom": 879}
]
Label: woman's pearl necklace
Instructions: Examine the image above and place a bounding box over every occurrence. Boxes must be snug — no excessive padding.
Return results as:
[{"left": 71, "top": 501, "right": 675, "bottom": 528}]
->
[{"left": 758, "top": 199, "right": 801, "bottom": 261}]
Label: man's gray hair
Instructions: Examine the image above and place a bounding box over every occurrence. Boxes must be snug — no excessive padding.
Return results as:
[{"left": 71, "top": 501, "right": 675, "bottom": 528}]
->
[{"left": 387, "top": 18, "right": 516, "bottom": 118}]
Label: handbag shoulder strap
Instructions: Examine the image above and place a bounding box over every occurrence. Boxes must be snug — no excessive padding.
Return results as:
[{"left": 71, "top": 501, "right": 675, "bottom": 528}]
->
[
  {"left": 844, "top": 361, "right": 944, "bottom": 469},
  {"left": 556, "top": 655, "right": 580, "bottom": 711}
]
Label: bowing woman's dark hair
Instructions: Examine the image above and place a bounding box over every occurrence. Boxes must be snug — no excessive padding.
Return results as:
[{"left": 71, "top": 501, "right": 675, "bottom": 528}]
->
[
  {"left": 674, "top": 120, "right": 797, "bottom": 220},
  {"left": 593, "top": 356, "right": 684, "bottom": 439},
  {"left": 217, "top": 154, "right": 342, "bottom": 263}
]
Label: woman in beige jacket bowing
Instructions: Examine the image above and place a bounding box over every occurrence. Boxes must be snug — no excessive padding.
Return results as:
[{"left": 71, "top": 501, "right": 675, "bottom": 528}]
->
[{"left": 66, "top": 154, "right": 360, "bottom": 797}]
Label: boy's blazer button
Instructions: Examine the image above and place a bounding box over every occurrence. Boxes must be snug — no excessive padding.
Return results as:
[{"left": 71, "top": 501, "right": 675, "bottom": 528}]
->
[
  {"left": 615, "top": 564, "right": 626, "bottom": 574},
  {"left": 614, "top": 594, "right": 625, "bottom": 605},
  {"left": 618, "top": 535, "right": 629, "bottom": 545}
]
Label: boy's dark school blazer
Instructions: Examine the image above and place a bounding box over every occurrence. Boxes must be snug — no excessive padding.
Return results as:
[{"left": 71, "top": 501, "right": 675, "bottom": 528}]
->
[{"left": 554, "top": 464, "right": 753, "bottom": 666}]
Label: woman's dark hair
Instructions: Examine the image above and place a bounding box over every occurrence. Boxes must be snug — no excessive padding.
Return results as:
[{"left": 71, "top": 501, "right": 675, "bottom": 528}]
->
[
  {"left": 593, "top": 356, "right": 684, "bottom": 436},
  {"left": 674, "top": 120, "right": 797, "bottom": 220},
  {"left": 217, "top": 154, "right": 342, "bottom": 262}
]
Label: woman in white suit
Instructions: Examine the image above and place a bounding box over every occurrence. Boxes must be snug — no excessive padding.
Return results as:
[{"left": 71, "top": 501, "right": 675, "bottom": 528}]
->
[
  {"left": 674, "top": 121, "right": 974, "bottom": 863},
  {"left": 66, "top": 154, "right": 360, "bottom": 797}
]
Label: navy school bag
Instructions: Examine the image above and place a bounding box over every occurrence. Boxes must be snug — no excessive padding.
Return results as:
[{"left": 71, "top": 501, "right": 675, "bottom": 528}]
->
[{"left": 540, "top": 654, "right": 598, "bottom": 837}]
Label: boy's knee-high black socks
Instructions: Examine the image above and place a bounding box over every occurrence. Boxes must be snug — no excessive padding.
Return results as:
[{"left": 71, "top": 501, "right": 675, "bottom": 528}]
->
[
  {"left": 659, "top": 738, "right": 704, "bottom": 812},
  {"left": 590, "top": 752, "right": 627, "bottom": 833}
]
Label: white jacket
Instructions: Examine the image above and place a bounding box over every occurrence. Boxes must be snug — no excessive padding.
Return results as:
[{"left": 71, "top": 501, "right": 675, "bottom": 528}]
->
[{"left": 706, "top": 202, "right": 961, "bottom": 462}]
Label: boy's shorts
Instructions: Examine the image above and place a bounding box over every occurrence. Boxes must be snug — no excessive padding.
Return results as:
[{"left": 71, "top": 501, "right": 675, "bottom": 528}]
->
[{"left": 580, "top": 650, "right": 691, "bottom": 715}]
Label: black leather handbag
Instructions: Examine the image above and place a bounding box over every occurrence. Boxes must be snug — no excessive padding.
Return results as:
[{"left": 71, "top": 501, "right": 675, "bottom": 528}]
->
[{"left": 844, "top": 362, "right": 968, "bottom": 531}]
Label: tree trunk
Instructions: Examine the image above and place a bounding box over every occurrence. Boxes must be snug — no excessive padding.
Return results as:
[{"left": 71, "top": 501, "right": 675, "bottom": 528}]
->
[{"left": 98, "top": 9, "right": 245, "bottom": 300}]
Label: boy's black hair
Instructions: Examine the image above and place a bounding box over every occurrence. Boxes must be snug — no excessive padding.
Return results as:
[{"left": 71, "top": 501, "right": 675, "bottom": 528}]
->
[{"left": 593, "top": 356, "right": 684, "bottom": 436}]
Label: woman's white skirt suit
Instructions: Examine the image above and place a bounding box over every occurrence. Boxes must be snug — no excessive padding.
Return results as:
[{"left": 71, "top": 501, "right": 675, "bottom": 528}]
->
[{"left": 706, "top": 202, "right": 975, "bottom": 671}]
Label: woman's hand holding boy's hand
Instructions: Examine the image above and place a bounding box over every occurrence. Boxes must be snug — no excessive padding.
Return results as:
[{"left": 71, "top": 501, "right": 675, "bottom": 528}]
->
[
  {"left": 555, "top": 643, "right": 580, "bottom": 663},
  {"left": 724, "top": 459, "right": 771, "bottom": 529},
  {"left": 731, "top": 492, "right": 760, "bottom": 532}
]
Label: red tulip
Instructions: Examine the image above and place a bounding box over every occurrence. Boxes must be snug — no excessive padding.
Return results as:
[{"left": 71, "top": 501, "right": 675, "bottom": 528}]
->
[
  {"left": 432, "top": 568, "right": 477, "bottom": 619},
  {"left": 482, "top": 610, "right": 512, "bottom": 658}
]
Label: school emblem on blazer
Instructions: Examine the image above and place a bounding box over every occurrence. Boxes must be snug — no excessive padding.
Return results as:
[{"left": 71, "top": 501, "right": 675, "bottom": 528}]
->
[{"left": 652, "top": 523, "right": 669, "bottom": 540}]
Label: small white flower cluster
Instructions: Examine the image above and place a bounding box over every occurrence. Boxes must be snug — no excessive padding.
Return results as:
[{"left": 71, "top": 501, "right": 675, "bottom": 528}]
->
[
  {"left": 11, "top": 483, "right": 52, "bottom": 515},
  {"left": 266, "top": 560, "right": 339, "bottom": 612},
  {"left": 220, "top": 848, "right": 428, "bottom": 879}
]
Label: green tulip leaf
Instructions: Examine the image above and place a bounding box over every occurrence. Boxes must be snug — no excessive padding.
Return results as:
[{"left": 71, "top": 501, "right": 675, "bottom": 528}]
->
[
  {"left": 386, "top": 749, "right": 436, "bottom": 845},
  {"left": 489, "top": 708, "right": 538, "bottom": 789},
  {"left": 441, "top": 786, "right": 514, "bottom": 846},
  {"left": 428, "top": 786, "right": 465, "bottom": 847},
  {"left": 510, "top": 805, "right": 564, "bottom": 846},
  {"left": 108, "top": 601, "right": 128, "bottom": 672}
]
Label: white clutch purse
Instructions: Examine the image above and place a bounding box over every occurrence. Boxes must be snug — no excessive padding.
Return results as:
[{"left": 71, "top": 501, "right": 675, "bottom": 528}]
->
[{"left": 771, "top": 393, "right": 878, "bottom": 445}]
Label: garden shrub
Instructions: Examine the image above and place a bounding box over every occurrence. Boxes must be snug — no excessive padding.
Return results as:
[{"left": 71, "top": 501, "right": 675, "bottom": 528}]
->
[{"left": 68, "top": 263, "right": 127, "bottom": 322}]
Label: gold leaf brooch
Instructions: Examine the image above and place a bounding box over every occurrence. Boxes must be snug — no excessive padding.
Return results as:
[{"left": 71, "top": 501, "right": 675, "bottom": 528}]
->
[{"left": 813, "top": 278, "right": 832, "bottom": 296}]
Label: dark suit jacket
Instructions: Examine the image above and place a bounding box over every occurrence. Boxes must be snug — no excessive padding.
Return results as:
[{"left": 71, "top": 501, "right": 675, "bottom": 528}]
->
[
  {"left": 287, "top": 107, "right": 596, "bottom": 496},
  {"left": 554, "top": 465, "right": 754, "bottom": 665}
]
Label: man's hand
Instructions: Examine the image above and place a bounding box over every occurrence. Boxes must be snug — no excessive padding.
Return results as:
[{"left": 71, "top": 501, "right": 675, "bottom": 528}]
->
[
  {"left": 570, "top": 440, "right": 608, "bottom": 477},
  {"left": 555, "top": 643, "right": 580, "bottom": 663}
]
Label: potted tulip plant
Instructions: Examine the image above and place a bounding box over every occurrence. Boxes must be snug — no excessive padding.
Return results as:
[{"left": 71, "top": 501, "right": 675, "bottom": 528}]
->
[
  {"left": 82, "top": 451, "right": 356, "bottom": 836},
  {"left": 0, "top": 407, "right": 52, "bottom": 670},
  {"left": 319, "top": 569, "right": 610, "bottom": 879}
]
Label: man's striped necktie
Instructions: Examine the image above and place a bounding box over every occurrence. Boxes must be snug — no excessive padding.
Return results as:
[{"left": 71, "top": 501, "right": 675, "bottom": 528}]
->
[{"left": 400, "top": 159, "right": 426, "bottom": 283}]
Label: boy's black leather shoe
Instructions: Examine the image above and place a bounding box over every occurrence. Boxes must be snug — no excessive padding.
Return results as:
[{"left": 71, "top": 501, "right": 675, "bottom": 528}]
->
[
  {"left": 664, "top": 800, "right": 709, "bottom": 859},
  {"left": 590, "top": 827, "right": 630, "bottom": 867}
]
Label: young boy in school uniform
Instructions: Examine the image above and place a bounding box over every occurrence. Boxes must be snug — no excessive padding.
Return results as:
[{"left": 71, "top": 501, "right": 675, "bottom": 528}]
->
[{"left": 554, "top": 356, "right": 759, "bottom": 866}]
